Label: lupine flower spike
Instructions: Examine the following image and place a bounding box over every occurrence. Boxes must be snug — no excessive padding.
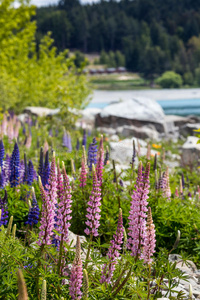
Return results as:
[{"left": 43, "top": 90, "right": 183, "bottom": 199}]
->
[
  {"left": 127, "top": 162, "right": 150, "bottom": 259},
  {"left": 0, "top": 139, "right": 4, "bottom": 168},
  {"left": 17, "top": 269, "right": 28, "bottom": 300},
  {"left": 88, "top": 138, "right": 98, "bottom": 171},
  {"left": 180, "top": 178, "right": 183, "bottom": 195},
  {"left": 69, "top": 236, "right": 83, "bottom": 300},
  {"left": 175, "top": 187, "right": 179, "bottom": 197},
  {"left": 85, "top": 164, "right": 101, "bottom": 237},
  {"left": 153, "top": 153, "right": 157, "bottom": 171},
  {"left": 25, "top": 187, "right": 40, "bottom": 226},
  {"left": 100, "top": 208, "right": 124, "bottom": 284},
  {"left": 96, "top": 149, "right": 104, "bottom": 185},
  {"left": 10, "top": 142, "right": 20, "bottom": 187},
  {"left": 0, "top": 190, "right": 8, "bottom": 226},
  {"left": 130, "top": 140, "right": 136, "bottom": 169},
  {"left": 56, "top": 161, "right": 72, "bottom": 249},
  {"left": 146, "top": 143, "right": 151, "bottom": 160},
  {"left": 142, "top": 207, "right": 156, "bottom": 264},
  {"left": 38, "top": 147, "right": 44, "bottom": 178},
  {"left": 80, "top": 158, "right": 87, "bottom": 188},
  {"left": 38, "top": 152, "right": 57, "bottom": 246},
  {"left": 137, "top": 139, "right": 141, "bottom": 157},
  {"left": 104, "top": 146, "right": 109, "bottom": 166}
]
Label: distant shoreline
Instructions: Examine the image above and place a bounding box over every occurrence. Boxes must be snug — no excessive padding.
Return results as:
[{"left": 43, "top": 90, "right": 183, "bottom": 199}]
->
[{"left": 91, "top": 88, "right": 200, "bottom": 104}]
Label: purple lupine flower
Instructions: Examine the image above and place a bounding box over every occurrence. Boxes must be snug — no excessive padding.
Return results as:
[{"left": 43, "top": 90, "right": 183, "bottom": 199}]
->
[
  {"left": 0, "top": 140, "right": 4, "bottom": 168},
  {"left": 104, "top": 146, "right": 109, "bottom": 166},
  {"left": 127, "top": 162, "right": 150, "bottom": 258},
  {"left": 49, "top": 128, "right": 53, "bottom": 137},
  {"left": 56, "top": 162, "right": 72, "bottom": 249},
  {"left": 182, "top": 173, "right": 185, "bottom": 189},
  {"left": 69, "top": 236, "right": 83, "bottom": 300},
  {"left": 67, "top": 132, "right": 72, "bottom": 153},
  {"left": 22, "top": 125, "right": 26, "bottom": 135},
  {"left": 27, "top": 160, "right": 35, "bottom": 186},
  {"left": 153, "top": 153, "right": 157, "bottom": 171},
  {"left": 25, "top": 187, "right": 40, "bottom": 226},
  {"left": 0, "top": 168, "right": 4, "bottom": 189},
  {"left": 79, "top": 158, "right": 87, "bottom": 188},
  {"left": 162, "top": 167, "right": 171, "bottom": 200},
  {"left": 84, "top": 165, "right": 101, "bottom": 237},
  {"left": 0, "top": 190, "right": 8, "bottom": 226},
  {"left": 23, "top": 153, "right": 28, "bottom": 184},
  {"left": 76, "top": 138, "right": 80, "bottom": 151},
  {"left": 88, "top": 137, "right": 98, "bottom": 172},
  {"left": 142, "top": 207, "right": 156, "bottom": 264},
  {"left": 38, "top": 147, "right": 44, "bottom": 178},
  {"left": 10, "top": 142, "right": 20, "bottom": 187},
  {"left": 100, "top": 208, "right": 124, "bottom": 284},
  {"left": 82, "top": 130, "right": 87, "bottom": 148},
  {"left": 38, "top": 152, "right": 57, "bottom": 246},
  {"left": 130, "top": 140, "right": 136, "bottom": 168},
  {"left": 42, "top": 150, "right": 50, "bottom": 188},
  {"left": 188, "top": 192, "right": 192, "bottom": 198},
  {"left": 63, "top": 130, "right": 68, "bottom": 147}
]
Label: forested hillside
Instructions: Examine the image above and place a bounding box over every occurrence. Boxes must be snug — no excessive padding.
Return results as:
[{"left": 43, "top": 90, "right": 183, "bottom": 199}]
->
[{"left": 36, "top": 0, "right": 200, "bottom": 78}]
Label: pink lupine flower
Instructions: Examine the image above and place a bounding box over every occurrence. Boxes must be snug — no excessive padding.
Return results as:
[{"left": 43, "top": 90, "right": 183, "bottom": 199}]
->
[
  {"left": 127, "top": 162, "right": 150, "bottom": 258},
  {"left": 100, "top": 208, "right": 124, "bottom": 284},
  {"left": 14, "top": 120, "right": 21, "bottom": 139},
  {"left": 69, "top": 236, "right": 83, "bottom": 300},
  {"left": 57, "top": 160, "right": 64, "bottom": 201},
  {"left": 1, "top": 114, "right": 7, "bottom": 136},
  {"left": 175, "top": 187, "right": 179, "bottom": 197},
  {"left": 84, "top": 165, "right": 101, "bottom": 237},
  {"left": 43, "top": 140, "right": 49, "bottom": 155},
  {"left": 142, "top": 207, "right": 156, "bottom": 264},
  {"left": 8, "top": 119, "right": 14, "bottom": 143},
  {"left": 25, "top": 133, "right": 32, "bottom": 149},
  {"left": 56, "top": 162, "right": 72, "bottom": 247},
  {"left": 79, "top": 158, "right": 87, "bottom": 188},
  {"left": 96, "top": 149, "right": 104, "bottom": 186},
  {"left": 38, "top": 152, "right": 57, "bottom": 246}
]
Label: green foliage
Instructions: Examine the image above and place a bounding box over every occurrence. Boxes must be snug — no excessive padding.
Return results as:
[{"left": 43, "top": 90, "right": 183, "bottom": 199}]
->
[
  {"left": 156, "top": 71, "right": 183, "bottom": 88},
  {"left": 0, "top": 0, "right": 90, "bottom": 123},
  {"left": 99, "top": 50, "right": 126, "bottom": 67}
]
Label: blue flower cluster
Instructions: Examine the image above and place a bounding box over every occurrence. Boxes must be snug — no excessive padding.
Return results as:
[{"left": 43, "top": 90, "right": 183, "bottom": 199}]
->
[{"left": 88, "top": 137, "right": 98, "bottom": 171}]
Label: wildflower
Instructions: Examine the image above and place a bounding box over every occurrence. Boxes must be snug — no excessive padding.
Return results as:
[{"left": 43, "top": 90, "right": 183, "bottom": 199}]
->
[
  {"left": 42, "top": 150, "right": 50, "bottom": 188},
  {"left": 82, "top": 129, "right": 87, "bottom": 148},
  {"left": 142, "top": 207, "right": 156, "bottom": 264},
  {"left": 100, "top": 208, "right": 124, "bottom": 284},
  {"left": 0, "top": 190, "right": 8, "bottom": 226},
  {"left": 88, "top": 137, "right": 98, "bottom": 171},
  {"left": 79, "top": 158, "right": 87, "bottom": 188},
  {"left": 130, "top": 140, "right": 136, "bottom": 168},
  {"left": 10, "top": 142, "right": 20, "bottom": 187},
  {"left": 0, "top": 139, "right": 4, "bottom": 168},
  {"left": 153, "top": 153, "right": 157, "bottom": 171},
  {"left": 76, "top": 138, "right": 80, "bottom": 151},
  {"left": 85, "top": 165, "right": 101, "bottom": 237},
  {"left": 127, "top": 162, "right": 150, "bottom": 258},
  {"left": 38, "top": 147, "right": 44, "bottom": 178},
  {"left": 152, "top": 144, "right": 161, "bottom": 149},
  {"left": 69, "top": 236, "right": 83, "bottom": 300},
  {"left": 96, "top": 149, "right": 104, "bottom": 185},
  {"left": 104, "top": 146, "right": 109, "bottom": 166},
  {"left": 56, "top": 162, "right": 72, "bottom": 248},
  {"left": 38, "top": 152, "right": 57, "bottom": 246},
  {"left": 25, "top": 187, "right": 39, "bottom": 226}
]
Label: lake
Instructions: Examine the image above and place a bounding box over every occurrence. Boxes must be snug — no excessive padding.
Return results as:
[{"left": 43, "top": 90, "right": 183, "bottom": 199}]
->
[{"left": 88, "top": 89, "right": 200, "bottom": 115}]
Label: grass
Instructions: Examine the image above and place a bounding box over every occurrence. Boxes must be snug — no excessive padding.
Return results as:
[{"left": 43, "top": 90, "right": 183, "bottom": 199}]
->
[{"left": 89, "top": 73, "right": 151, "bottom": 90}]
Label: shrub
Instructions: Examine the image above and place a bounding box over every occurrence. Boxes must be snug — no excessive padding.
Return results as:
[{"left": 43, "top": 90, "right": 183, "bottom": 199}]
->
[{"left": 156, "top": 71, "right": 183, "bottom": 88}]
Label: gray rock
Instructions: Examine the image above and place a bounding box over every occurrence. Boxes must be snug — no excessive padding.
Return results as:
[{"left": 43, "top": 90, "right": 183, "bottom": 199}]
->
[
  {"left": 120, "top": 124, "right": 159, "bottom": 140},
  {"left": 181, "top": 136, "right": 200, "bottom": 166},
  {"left": 97, "top": 127, "right": 116, "bottom": 135},
  {"left": 95, "top": 97, "right": 166, "bottom": 133},
  {"left": 180, "top": 123, "right": 200, "bottom": 137}
]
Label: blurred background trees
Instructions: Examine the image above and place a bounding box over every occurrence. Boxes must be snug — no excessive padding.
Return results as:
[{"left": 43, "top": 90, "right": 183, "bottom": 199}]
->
[
  {"left": 0, "top": 0, "right": 90, "bottom": 117},
  {"left": 35, "top": 0, "right": 200, "bottom": 81}
]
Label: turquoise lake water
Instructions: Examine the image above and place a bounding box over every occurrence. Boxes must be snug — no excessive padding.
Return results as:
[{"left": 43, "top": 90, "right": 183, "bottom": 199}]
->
[{"left": 88, "top": 98, "right": 200, "bottom": 115}]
